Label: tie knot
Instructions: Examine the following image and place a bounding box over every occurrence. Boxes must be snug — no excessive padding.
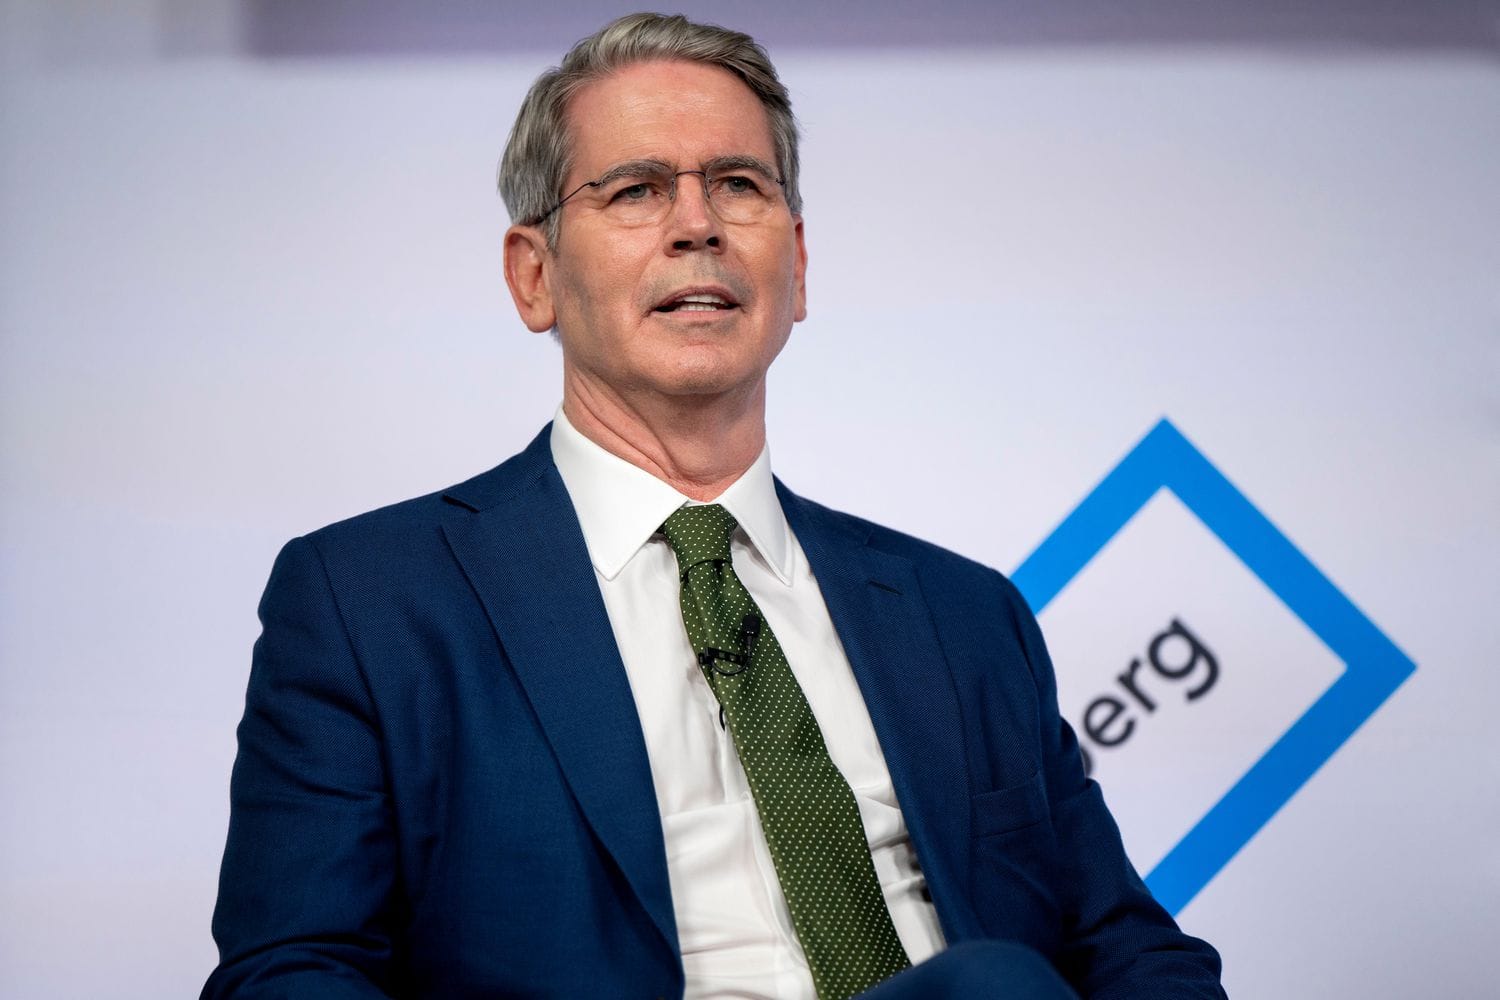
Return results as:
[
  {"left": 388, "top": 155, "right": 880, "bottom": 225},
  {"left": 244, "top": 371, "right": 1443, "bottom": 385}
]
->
[{"left": 660, "top": 504, "right": 737, "bottom": 572}]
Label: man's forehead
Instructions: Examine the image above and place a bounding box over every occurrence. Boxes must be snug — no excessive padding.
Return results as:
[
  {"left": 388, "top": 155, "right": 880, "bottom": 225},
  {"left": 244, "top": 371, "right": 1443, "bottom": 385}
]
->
[{"left": 562, "top": 59, "right": 776, "bottom": 172}]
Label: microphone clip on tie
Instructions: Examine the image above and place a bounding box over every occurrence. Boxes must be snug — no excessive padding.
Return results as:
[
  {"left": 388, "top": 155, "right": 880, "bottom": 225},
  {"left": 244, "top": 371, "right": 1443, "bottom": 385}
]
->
[{"left": 698, "top": 614, "right": 764, "bottom": 678}]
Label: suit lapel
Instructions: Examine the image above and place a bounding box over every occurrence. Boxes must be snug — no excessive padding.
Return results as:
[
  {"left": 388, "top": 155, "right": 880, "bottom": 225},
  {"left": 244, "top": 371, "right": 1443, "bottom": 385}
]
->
[
  {"left": 437, "top": 433, "right": 975, "bottom": 956},
  {"left": 441, "top": 431, "right": 678, "bottom": 959},
  {"left": 780, "top": 485, "right": 975, "bottom": 938}
]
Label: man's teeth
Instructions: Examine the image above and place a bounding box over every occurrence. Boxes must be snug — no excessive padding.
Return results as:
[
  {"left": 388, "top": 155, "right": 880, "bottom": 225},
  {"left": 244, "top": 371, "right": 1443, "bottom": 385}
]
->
[{"left": 667, "top": 294, "right": 732, "bottom": 312}]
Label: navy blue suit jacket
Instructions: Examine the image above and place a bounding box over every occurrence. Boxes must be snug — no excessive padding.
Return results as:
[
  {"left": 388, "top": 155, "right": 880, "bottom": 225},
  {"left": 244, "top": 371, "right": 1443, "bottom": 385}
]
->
[{"left": 205, "top": 427, "right": 1224, "bottom": 998}]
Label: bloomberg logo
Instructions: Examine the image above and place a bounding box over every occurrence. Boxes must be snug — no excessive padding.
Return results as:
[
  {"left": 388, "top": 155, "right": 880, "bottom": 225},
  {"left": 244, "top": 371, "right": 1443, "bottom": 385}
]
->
[{"left": 1010, "top": 419, "right": 1414, "bottom": 916}]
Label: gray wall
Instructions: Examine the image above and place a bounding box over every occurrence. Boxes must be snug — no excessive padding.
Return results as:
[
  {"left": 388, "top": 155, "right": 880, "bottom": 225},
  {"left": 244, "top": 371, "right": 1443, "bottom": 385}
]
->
[{"left": 2, "top": 1, "right": 1496, "bottom": 995}]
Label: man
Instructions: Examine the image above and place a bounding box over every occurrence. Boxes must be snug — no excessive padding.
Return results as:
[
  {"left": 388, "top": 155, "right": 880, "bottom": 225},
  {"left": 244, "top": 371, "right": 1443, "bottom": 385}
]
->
[{"left": 205, "top": 13, "right": 1225, "bottom": 999}]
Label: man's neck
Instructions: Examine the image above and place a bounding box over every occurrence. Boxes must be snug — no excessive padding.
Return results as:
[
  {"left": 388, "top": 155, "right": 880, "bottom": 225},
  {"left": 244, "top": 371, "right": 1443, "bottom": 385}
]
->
[{"left": 562, "top": 377, "right": 766, "bottom": 503}]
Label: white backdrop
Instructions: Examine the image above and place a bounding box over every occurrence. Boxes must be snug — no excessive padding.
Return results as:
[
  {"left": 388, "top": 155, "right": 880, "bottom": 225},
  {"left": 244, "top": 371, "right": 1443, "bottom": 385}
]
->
[{"left": 3, "top": 2, "right": 1497, "bottom": 996}]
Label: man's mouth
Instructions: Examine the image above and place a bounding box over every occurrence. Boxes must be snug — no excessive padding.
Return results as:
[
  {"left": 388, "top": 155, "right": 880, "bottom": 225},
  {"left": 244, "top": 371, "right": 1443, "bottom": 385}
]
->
[{"left": 653, "top": 292, "right": 739, "bottom": 314}]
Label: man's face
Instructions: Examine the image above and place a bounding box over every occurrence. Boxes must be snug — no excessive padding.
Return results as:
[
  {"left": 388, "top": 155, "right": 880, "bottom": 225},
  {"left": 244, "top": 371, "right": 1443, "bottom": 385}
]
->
[{"left": 517, "top": 59, "right": 807, "bottom": 403}]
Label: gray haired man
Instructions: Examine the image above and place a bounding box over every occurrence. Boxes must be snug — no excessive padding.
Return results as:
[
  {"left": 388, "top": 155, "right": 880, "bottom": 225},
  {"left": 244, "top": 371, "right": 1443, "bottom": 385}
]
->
[{"left": 205, "top": 13, "right": 1226, "bottom": 999}]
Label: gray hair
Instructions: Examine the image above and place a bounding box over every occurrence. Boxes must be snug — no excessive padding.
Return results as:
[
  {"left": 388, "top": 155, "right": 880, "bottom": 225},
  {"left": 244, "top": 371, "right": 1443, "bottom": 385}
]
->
[{"left": 498, "top": 12, "right": 802, "bottom": 248}]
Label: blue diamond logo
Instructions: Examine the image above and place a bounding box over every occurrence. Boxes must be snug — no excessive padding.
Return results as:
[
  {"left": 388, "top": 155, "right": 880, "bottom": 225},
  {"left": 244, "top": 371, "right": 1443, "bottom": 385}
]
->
[{"left": 1010, "top": 418, "right": 1415, "bottom": 914}]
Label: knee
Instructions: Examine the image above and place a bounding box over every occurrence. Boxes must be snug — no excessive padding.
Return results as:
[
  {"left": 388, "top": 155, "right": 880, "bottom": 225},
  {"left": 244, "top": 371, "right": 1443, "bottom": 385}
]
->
[
  {"left": 931, "top": 940, "right": 1067, "bottom": 992},
  {"left": 859, "top": 940, "right": 1078, "bottom": 1000}
]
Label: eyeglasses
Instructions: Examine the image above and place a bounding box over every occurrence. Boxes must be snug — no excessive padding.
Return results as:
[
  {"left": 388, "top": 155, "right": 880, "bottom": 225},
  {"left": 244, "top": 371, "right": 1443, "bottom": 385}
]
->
[{"left": 530, "top": 157, "right": 786, "bottom": 227}]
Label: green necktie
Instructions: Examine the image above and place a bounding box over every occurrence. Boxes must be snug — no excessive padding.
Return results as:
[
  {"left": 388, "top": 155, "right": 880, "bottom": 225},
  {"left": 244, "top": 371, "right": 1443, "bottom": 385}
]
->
[{"left": 660, "top": 504, "right": 910, "bottom": 1000}]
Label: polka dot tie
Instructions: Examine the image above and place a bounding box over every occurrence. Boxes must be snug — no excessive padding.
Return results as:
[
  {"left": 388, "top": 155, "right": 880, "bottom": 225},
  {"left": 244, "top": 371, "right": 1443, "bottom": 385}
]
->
[{"left": 660, "top": 505, "right": 910, "bottom": 999}]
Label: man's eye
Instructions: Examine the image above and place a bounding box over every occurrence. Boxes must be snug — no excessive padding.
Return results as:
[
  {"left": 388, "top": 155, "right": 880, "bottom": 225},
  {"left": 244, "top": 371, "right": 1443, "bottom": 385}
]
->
[
  {"left": 716, "top": 174, "right": 761, "bottom": 196},
  {"left": 612, "top": 181, "right": 657, "bottom": 202}
]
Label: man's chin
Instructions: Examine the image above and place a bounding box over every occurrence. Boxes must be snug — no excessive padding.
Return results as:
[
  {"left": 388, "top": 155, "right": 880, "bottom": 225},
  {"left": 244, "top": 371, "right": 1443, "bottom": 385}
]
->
[
  {"left": 652, "top": 372, "right": 753, "bottom": 400},
  {"left": 636, "top": 342, "right": 768, "bottom": 397}
]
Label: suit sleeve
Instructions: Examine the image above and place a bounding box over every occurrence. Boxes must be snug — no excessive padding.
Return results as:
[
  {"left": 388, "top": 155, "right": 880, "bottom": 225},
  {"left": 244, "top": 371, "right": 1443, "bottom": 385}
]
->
[
  {"left": 997, "top": 575, "right": 1227, "bottom": 1000},
  {"left": 203, "top": 536, "right": 402, "bottom": 999}
]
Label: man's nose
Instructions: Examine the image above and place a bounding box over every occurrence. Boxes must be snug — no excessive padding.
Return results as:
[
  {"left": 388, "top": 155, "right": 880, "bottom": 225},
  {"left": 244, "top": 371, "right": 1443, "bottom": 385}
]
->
[{"left": 666, "top": 171, "right": 723, "bottom": 253}]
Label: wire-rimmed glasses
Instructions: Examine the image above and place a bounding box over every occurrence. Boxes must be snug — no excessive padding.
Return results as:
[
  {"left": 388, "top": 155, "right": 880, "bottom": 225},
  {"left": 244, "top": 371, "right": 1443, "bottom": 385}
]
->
[{"left": 529, "top": 156, "right": 786, "bottom": 227}]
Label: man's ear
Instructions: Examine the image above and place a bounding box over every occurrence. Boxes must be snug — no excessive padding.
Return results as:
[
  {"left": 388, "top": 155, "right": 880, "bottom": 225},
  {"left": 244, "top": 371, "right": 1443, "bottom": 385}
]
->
[
  {"left": 503, "top": 224, "right": 557, "bottom": 333},
  {"left": 791, "top": 215, "right": 808, "bottom": 323}
]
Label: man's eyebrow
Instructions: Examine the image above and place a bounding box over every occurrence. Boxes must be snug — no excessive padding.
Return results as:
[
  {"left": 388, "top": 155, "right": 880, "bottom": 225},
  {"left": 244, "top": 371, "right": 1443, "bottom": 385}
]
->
[
  {"left": 590, "top": 155, "right": 781, "bottom": 185},
  {"left": 593, "top": 159, "right": 674, "bottom": 185},
  {"left": 703, "top": 154, "right": 780, "bottom": 178}
]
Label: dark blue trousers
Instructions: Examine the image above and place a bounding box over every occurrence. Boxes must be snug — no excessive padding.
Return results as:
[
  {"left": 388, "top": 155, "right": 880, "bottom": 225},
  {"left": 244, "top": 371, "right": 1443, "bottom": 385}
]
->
[{"left": 858, "top": 941, "right": 1080, "bottom": 1000}]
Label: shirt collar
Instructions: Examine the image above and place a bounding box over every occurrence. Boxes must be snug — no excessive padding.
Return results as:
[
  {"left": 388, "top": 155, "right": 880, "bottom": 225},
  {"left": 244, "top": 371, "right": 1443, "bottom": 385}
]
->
[{"left": 549, "top": 407, "right": 792, "bottom": 585}]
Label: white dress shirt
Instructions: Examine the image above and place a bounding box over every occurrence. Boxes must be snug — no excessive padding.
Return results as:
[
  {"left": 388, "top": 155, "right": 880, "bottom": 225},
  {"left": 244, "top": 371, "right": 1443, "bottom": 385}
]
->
[{"left": 549, "top": 409, "right": 945, "bottom": 999}]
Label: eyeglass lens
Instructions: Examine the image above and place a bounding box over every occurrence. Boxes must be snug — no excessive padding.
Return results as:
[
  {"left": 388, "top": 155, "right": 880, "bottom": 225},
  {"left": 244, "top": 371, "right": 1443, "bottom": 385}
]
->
[{"left": 588, "top": 165, "right": 781, "bottom": 225}]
